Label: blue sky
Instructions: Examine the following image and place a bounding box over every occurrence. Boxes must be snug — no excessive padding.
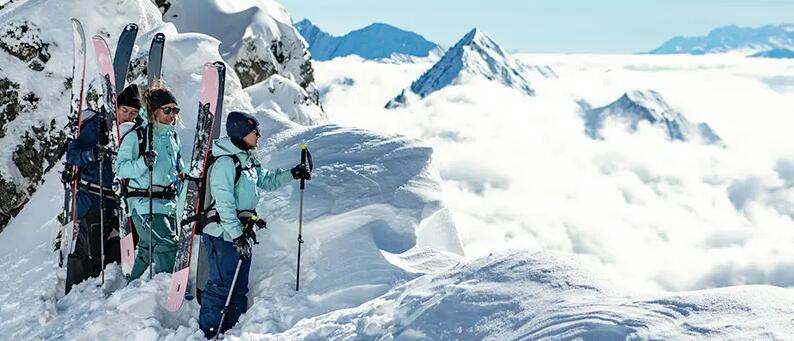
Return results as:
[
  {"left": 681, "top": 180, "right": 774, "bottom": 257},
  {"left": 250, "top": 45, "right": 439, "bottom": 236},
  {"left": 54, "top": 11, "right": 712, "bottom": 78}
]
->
[{"left": 279, "top": 0, "right": 794, "bottom": 53}]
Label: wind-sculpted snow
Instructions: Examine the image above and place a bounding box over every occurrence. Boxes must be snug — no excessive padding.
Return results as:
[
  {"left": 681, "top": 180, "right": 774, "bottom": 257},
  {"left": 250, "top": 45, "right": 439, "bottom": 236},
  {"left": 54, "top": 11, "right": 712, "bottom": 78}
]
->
[
  {"left": 261, "top": 251, "right": 794, "bottom": 340},
  {"left": 245, "top": 74, "right": 327, "bottom": 125},
  {"left": 0, "top": 118, "right": 464, "bottom": 338}
]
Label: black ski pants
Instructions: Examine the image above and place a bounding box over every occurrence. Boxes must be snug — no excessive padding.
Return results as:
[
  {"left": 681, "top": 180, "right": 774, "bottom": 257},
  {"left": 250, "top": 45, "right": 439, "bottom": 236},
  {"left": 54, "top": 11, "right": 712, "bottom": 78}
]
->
[{"left": 65, "top": 207, "right": 121, "bottom": 294}]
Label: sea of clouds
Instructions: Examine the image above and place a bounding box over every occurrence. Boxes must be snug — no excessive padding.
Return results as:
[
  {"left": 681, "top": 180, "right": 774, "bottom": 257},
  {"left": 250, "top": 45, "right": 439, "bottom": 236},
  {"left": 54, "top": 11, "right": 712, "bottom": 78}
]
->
[{"left": 313, "top": 53, "right": 794, "bottom": 292}]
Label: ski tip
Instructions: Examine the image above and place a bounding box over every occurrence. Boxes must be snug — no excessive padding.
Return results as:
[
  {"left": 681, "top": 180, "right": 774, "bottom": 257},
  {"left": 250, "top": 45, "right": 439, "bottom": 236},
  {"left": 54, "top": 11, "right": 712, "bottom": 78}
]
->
[
  {"left": 154, "top": 32, "right": 166, "bottom": 42},
  {"left": 213, "top": 61, "right": 226, "bottom": 71},
  {"left": 126, "top": 23, "right": 139, "bottom": 31},
  {"left": 300, "top": 143, "right": 308, "bottom": 150}
]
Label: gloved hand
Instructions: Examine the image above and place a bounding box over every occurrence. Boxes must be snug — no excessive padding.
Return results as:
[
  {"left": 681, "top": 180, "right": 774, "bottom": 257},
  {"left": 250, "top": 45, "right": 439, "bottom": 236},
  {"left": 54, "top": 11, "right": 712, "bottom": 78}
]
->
[
  {"left": 291, "top": 164, "right": 311, "bottom": 180},
  {"left": 233, "top": 235, "right": 251, "bottom": 259},
  {"left": 141, "top": 150, "right": 158, "bottom": 168},
  {"left": 93, "top": 145, "right": 116, "bottom": 160},
  {"left": 253, "top": 217, "right": 267, "bottom": 230}
]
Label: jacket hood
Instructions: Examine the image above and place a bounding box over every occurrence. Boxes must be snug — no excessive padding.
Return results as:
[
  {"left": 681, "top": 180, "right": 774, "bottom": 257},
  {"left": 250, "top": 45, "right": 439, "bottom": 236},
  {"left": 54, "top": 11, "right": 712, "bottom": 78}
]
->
[{"left": 212, "top": 137, "right": 247, "bottom": 157}]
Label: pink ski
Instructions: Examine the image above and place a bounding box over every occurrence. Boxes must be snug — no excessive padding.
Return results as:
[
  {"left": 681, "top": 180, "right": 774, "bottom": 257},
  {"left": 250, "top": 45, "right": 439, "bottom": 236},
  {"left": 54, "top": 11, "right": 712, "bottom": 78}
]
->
[{"left": 166, "top": 62, "right": 225, "bottom": 312}]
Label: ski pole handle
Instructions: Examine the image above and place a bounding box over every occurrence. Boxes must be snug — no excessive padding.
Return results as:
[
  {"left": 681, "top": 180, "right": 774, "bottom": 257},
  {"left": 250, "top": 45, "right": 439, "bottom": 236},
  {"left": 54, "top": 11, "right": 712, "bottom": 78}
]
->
[{"left": 300, "top": 144, "right": 308, "bottom": 190}]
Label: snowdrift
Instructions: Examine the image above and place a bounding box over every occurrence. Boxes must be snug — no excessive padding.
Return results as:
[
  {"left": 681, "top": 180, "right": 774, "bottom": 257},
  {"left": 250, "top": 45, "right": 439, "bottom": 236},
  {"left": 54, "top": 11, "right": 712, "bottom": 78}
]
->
[{"left": 268, "top": 251, "right": 794, "bottom": 340}]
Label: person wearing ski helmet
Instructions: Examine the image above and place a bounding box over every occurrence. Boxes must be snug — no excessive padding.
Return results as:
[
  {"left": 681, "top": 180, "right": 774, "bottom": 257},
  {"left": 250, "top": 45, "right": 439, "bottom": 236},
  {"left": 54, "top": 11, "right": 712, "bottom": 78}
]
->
[
  {"left": 198, "top": 111, "right": 311, "bottom": 338},
  {"left": 64, "top": 84, "right": 141, "bottom": 294},
  {"left": 115, "top": 81, "right": 184, "bottom": 281}
]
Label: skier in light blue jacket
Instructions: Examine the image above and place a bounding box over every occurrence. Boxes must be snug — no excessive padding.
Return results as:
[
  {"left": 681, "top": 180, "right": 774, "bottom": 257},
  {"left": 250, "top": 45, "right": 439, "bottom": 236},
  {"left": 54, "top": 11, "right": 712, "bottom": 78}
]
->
[
  {"left": 115, "top": 82, "right": 184, "bottom": 280},
  {"left": 198, "top": 111, "right": 310, "bottom": 338}
]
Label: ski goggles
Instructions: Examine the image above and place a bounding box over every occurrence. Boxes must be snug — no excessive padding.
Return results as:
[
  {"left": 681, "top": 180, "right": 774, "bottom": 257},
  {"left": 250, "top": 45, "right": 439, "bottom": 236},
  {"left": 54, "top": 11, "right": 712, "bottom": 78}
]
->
[{"left": 160, "top": 106, "right": 181, "bottom": 115}]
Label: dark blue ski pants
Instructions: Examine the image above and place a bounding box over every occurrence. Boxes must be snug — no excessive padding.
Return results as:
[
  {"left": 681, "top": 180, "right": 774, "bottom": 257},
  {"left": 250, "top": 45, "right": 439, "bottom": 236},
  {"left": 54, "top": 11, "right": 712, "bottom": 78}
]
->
[{"left": 198, "top": 234, "right": 251, "bottom": 338}]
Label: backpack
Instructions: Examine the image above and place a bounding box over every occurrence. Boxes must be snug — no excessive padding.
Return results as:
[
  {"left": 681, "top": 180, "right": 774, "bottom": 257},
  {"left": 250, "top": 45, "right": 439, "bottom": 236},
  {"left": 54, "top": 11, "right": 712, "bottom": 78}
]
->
[{"left": 187, "top": 151, "right": 251, "bottom": 235}]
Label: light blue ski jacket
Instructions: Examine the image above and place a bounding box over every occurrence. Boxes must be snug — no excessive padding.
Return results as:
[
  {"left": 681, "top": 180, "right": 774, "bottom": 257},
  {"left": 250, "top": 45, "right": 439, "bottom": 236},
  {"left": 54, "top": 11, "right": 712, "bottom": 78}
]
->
[
  {"left": 115, "top": 120, "right": 184, "bottom": 217},
  {"left": 203, "top": 137, "right": 293, "bottom": 241}
]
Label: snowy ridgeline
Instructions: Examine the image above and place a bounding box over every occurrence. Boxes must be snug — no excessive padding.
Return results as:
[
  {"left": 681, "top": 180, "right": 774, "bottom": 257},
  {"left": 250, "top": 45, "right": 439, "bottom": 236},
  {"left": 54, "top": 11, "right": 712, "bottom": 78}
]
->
[
  {"left": 650, "top": 23, "right": 794, "bottom": 57},
  {"left": 295, "top": 19, "right": 443, "bottom": 62}
]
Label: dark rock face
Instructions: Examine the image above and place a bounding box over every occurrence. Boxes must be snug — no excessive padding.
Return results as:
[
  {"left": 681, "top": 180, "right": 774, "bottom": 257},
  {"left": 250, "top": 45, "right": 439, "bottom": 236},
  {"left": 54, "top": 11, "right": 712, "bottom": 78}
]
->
[
  {"left": 234, "top": 39, "right": 278, "bottom": 88},
  {"left": 0, "top": 20, "right": 51, "bottom": 71}
]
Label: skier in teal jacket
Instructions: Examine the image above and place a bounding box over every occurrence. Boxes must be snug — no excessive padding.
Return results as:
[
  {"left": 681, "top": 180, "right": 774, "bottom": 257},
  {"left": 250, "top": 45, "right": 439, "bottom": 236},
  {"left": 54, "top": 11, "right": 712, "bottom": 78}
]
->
[
  {"left": 115, "top": 82, "right": 184, "bottom": 280},
  {"left": 199, "top": 111, "right": 310, "bottom": 338}
]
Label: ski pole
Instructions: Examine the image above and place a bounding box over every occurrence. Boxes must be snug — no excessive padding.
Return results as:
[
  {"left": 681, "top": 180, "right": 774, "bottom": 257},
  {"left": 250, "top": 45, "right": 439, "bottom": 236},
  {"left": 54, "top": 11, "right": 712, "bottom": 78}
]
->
[
  {"left": 99, "top": 151, "right": 105, "bottom": 286},
  {"left": 148, "top": 124, "right": 154, "bottom": 280},
  {"left": 215, "top": 257, "right": 243, "bottom": 339},
  {"left": 295, "top": 144, "right": 312, "bottom": 291}
]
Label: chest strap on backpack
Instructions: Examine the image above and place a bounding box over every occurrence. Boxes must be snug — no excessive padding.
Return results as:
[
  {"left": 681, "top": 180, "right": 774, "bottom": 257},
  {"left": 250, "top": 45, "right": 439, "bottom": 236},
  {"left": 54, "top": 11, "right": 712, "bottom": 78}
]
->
[
  {"left": 77, "top": 179, "right": 116, "bottom": 200},
  {"left": 125, "top": 184, "right": 177, "bottom": 200}
]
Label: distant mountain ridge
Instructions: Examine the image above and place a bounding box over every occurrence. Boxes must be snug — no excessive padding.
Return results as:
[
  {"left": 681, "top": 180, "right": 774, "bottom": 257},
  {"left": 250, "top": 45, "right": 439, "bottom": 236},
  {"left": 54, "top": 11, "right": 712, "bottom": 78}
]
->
[
  {"left": 650, "top": 24, "right": 794, "bottom": 57},
  {"left": 296, "top": 19, "right": 442, "bottom": 61}
]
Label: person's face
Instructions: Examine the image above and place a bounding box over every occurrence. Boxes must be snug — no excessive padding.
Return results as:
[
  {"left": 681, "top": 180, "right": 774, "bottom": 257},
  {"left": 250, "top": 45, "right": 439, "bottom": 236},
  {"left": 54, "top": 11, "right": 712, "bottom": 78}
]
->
[
  {"left": 243, "top": 128, "right": 260, "bottom": 148},
  {"left": 118, "top": 105, "right": 138, "bottom": 123},
  {"left": 155, "top": 103, "right": 179, "bottom": 125}
]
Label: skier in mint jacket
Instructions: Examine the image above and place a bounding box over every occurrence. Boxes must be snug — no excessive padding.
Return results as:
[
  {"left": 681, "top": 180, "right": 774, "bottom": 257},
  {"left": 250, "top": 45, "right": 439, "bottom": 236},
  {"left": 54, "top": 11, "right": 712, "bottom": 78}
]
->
[
  {"left": 199, "top": 111, "right": 311, "bottom": 338},
  {"left": 115, "top": 82, "right": 184, "bottom": 280},
  {"left": 64, "top": 84, "right": 140, "bottom": 294}
]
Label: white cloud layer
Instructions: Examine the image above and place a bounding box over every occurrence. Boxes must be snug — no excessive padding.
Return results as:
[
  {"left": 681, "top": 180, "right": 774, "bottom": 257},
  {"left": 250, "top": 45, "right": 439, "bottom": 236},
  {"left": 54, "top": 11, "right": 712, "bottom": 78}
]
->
[{"left": 314, "top": 54, "right": 794, "bottom": 291}]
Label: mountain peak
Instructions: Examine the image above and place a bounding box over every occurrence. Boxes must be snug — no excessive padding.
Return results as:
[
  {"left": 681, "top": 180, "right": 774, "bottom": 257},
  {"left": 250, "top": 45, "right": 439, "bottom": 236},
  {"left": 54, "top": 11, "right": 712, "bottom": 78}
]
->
[
  {"left": 585, "top": 90, "right": 721, "bottom": 144},
  {"left": 386, "top": 29, "right": 551, "bottom": 108}
]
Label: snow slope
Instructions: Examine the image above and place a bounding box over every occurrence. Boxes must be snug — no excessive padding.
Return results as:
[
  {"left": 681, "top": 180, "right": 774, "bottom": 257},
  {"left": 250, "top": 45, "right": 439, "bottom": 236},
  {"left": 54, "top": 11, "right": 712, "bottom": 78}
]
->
[
  {"left": 386, "top": 28, "right": 555, "bottom": 108},
  {"left": 256, "top": 251, "right": 794, "bottom": 340},
  {"left": 650, "top": 24, "right": 794, "bottom": 55},
  {"left": 584, "top": 90, "right": 722, "bottom": 144},
  {"left": 296, "top": 19, "right": 442, "bottom": 61}
]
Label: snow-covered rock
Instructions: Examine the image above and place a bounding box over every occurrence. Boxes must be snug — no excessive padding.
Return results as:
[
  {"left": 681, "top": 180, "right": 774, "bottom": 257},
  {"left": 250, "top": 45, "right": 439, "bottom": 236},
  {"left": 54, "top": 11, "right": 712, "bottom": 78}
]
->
[
  {"left": 162, "top": 0, "right": 321, "bottom": 108},
  {"left": 245, "top": 74, "right": 326, "bottom": 125},
  {"left": 386, "top": 28, "right": 555, "bottom": 108},
  {"left": 585, "top": 90, "right": 722, "bottom": 144},
  {"left": 0, "top": 0, "right": 168, "bottom": 232},
  {"left": 296, "top": 19, "right": 442, "bottom": 61},
  {"left": 650, "top": 24, "right": 794, "bottom": 55},
  {"left": 261, "top": 250, "right": 794, "bottom": 340}
]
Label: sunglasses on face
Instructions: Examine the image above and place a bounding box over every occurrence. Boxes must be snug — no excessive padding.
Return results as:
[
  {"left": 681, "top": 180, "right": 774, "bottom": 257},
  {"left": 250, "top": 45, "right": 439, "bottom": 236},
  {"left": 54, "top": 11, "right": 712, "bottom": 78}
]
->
[
  {"left": 254, "top": 128, "right": 261, "bottom": 137},
  {"left": 160, "top": 106, "right": 181, "bottom": 115}
]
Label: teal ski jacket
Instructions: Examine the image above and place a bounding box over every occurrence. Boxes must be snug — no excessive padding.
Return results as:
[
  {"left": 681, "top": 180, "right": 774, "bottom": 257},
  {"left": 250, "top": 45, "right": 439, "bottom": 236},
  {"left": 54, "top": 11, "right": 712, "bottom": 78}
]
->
[
  {"left": 115, "top": 120, "right": 184, "bottom": 217},
  {"left": 203, "top": 137, "right": 293, "bottom": 241}
]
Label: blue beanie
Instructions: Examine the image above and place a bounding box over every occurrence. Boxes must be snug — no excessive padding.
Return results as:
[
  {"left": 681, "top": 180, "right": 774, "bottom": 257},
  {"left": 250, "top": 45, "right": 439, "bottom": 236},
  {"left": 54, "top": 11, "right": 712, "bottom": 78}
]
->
[{"left": 226, "top": 111, "right": 259, "bottom": 140}]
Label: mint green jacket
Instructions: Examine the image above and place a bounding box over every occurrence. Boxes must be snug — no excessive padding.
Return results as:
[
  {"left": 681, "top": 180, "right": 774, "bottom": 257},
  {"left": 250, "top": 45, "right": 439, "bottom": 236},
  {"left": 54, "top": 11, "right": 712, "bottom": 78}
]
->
[
  {"left": 203, "top": 137, "right": 293, "bottom": 241},
  {"left": 115, "top": 121, "right": 184, "bottom": 217}
]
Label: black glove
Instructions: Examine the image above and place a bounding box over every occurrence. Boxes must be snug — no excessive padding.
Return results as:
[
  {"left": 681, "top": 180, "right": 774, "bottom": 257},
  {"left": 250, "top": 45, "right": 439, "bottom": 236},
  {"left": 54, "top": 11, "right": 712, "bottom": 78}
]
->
[
  {"left": 291, "top": 164, "right": 311, "bottom": 180},
  {"left": 253, "top": 217, "right": 267, "bottom": 230},
  {"left": 233, "top": 235, "right": 252, "bottom": 259},
  {"left": 93, "top": 145, "right": 116, "bottom": 160},
  {"left": 141, "top": 150, "right": 157, "bottom": 168}
]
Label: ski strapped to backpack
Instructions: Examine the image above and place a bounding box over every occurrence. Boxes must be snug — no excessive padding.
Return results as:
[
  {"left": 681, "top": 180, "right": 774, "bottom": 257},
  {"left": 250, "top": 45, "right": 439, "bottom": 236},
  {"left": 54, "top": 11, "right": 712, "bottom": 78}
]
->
[
  {"left": 180, "top": 153, "right": 248, "bottom": 229},
  {"left": 165, "top": 61, "right": 226, "bottom": 313},
  {"left": 59, "top": 18, "right": 86, "bottom": 267}
]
